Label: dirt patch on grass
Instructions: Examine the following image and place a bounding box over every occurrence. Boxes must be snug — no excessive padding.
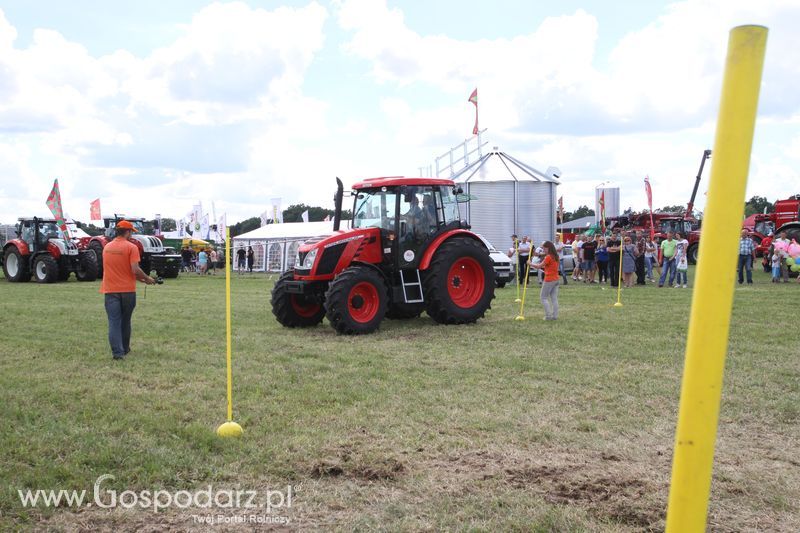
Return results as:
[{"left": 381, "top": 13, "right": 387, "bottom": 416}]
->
[{"left": 309, "top": 442, "right": 405, "bottom": 482}]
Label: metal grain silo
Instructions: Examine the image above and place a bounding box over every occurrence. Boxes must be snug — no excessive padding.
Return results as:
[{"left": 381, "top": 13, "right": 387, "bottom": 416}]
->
[{"left": 452, "top": 148, "right": 560, "bottom": 250}]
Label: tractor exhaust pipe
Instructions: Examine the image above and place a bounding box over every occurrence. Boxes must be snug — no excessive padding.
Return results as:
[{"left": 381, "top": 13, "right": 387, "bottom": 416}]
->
[{"left": 333, "top": 177, "right": 344, "bottom": 231}]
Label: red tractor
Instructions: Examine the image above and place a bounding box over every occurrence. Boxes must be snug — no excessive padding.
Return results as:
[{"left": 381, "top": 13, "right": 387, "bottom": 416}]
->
[
  {"left": 2, "top": 217, "right": 98, "bottom": 283},
  {"left": 271, "top": 177, "right": 496, "bottom": 334},
  {"left": 78, "top": 216, "right": 181, "bottom": 279},
  {"left": 744, "top": 195, "right": 800, "bottom": 256}
]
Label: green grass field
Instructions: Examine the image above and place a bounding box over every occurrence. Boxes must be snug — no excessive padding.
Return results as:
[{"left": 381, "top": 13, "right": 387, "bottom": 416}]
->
[{"left": 1, "top": 267, "right": 798, "bottom": 531}]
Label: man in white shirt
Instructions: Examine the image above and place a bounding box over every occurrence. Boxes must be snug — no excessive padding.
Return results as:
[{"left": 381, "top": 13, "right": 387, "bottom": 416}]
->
[{"left": 517, "top": 236, "right": 531, "bottom": 284}]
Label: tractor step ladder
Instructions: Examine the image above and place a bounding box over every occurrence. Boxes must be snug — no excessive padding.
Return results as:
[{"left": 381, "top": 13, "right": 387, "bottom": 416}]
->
[{"left": 400, "top": 269, "right": 424, "bottom": 303}]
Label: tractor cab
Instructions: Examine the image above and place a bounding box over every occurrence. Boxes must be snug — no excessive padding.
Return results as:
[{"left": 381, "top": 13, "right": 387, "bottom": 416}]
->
[
  {"left": 103, "top": 216, "right": 146, "bottom": 239},
  {"left": 351, "top": 178, "right": 464, "bottom": 269},
  {"left": 17, "top": 218, "right": 75, "bottom": 254}
]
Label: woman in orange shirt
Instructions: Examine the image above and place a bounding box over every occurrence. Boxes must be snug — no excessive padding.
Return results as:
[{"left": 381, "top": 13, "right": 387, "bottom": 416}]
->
[{"left": 530, "top": 241, "right": 560, "bottom": 320}]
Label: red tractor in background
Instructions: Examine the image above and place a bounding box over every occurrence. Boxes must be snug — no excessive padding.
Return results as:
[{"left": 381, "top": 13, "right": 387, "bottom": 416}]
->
[
  {"left": 606, "top": 149, "right": 709, "bottom": 264},
  {"left": 743, "top": 195, "right": 800, "bottom": 256},
  {"left": 76, "top": 216, "right": 181, "bottom": 279},
  {"left": 2, "top": 217, "right": 98, "bottom": 283},
  {"left": 271, "top": 177, "right": 495, "bottom": 335}
]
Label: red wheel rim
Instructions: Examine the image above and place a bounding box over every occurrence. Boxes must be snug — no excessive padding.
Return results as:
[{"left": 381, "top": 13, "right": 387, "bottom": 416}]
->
[
  {"left": 291, "top": 295, "right": 321, "bottom": 318},
  {"left": 348, "top": 281, "right": 380, "bottom": 323},
  {"left": 447, "top": 257, "right": 484, "bottom": 308}
]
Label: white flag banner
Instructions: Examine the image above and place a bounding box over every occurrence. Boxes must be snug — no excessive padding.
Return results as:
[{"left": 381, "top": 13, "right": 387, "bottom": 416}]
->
[
  {"left": 192, "top": 204, "right": 202, "bottom": 236},
  {"left": 218, "top": 214, "right": 226, "bottom": 243},
  {"left": 301, "top": 210, "right": 309, "bottom": 223},
  {"left": 201, "top": 214, "right": 210, "bottom": 240},
  {"left": 271, "top": 197, "right": 283, "bottom": 224},
  {"left": 260, "top": 210, "right": 269, "bottom": 227}
]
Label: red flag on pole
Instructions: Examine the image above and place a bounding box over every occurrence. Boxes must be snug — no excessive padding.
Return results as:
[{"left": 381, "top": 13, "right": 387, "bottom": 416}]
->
[
  {"left": 46, "top": 179, "right": 69, "bottom": 236},
  {"left": 468, "top": 88, "right": 478, "bottom": 135},
  {"left": 599, "top": 190, "right": 607, "bottom": 234},
  {"left": 645, "top": 176, "right": 655, "bottom": 239},
  {"left": 90, "top": 198, "right": 101, "bottom": 221}
]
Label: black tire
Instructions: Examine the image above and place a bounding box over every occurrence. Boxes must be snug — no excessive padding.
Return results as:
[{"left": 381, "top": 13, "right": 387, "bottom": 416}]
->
[
  {"left": 496, "top": 280, "right": 507, "bottom": 288},
  {"left": 325, "top": 265, "right": 388, "bottom": 334},
  {"left": 76, "top": 251, "right": 99, "bottom": 281},
  {"left": 140, "top": 256, "right": 152, "bottom": 275},
  {"left": 272, "top": 271, "right": 326, "bottom": 328},
  {"left": 3, "top": 247, "right": 30, "bottom": 282},
  {"left": 89, "top": 241, "right": 104, "bottom": 278},
  {"left": 33, "top": 254, "right": 59, "bottom": 283},
  {"left": 687, "top": 243, "right": 699, "bottom": 265},
  {"left": 58, "top": 267, "right": 71, "bottom": 281},
  {"left": 162, "top": 267, "right": 180, "bottom": 279},
  {"left": 423, "top": 237, "right": 495, "bottom": 325},
  {"left": 385, "top": 302, "right": 425, "bottom": 319}
]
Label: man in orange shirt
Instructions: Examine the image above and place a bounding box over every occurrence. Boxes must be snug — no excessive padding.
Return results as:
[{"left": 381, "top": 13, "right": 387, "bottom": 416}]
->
[{"left": 101, "top": 220, "right": 156, "bottom": 360}]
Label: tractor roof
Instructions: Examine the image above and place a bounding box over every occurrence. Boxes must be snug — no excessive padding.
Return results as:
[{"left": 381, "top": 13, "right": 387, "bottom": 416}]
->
[
  {"left": 17, "top": 217, "right": 59, "bottom": 223},
  {"left": 105, "top": 216, "right": 145, "bottom": 222},
  {"left": 351, "top": 177, "right": 455, "bottom": 190}
]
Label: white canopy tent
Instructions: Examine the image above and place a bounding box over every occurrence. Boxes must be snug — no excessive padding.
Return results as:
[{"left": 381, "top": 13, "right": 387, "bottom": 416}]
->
[{"left": 232, "top": 221, "right": 334, "bottom": 272}]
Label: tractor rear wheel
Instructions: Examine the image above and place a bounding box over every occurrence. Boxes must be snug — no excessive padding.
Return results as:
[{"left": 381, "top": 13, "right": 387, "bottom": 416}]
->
[
  {"left": 325, "top": 265, "right": 388, "bottom": 334},
  {"left": 423, "top": 237, "right": 495, "bottom": 324},
  {"left": 89, "top": 241, "right": 104, "bottom": 278},
  {"left": 687, "top": 243, "right": 699, "bottom": 265},
  {"left": 161, "top": 267, "right": 180, "bottom": 279},
  {"left": 140, "top": 256, "right": 152, "bottom": 275},
  {"left": 76, "top": 251, "right": 99, "bottom": 281},
  {"left": 58, "top": 267, "right": 70, "bottom": 281},
  {"left": 33, "top": 255, "right": 59, "bottom": 283},
  {"left": 272, "top": 271, "right": 326, "bottom": 328},
  {"left": 3, "top": 247, "right": 30, "bottom": 282},
  {"left": 385, "top": 302, "right": 425, "bottom": 319}
]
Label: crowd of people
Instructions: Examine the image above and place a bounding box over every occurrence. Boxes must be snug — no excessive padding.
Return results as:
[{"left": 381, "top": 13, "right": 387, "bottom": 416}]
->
[{"left": 180, "top": 246, "right": 222, "bottom": 276}]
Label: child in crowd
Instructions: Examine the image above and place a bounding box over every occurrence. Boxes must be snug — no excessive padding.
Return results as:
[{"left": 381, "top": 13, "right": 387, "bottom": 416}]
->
[{"left": 772, "top": 249, "right": 783, "bottom": 282}]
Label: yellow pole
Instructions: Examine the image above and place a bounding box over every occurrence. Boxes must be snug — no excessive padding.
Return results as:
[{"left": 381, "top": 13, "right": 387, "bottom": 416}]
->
[
  {"left": 514, "top": 239, "right": 521, "bottom": 303},
  {"left": 613, "top": 240, "right": 624, "bottom": 307},
  {"left": 515, "top": 255, "right": 533, "bottom": 320},
  {"left": 666, "top": 25, "right": 767, "bottom": 532},
  {"left": 217, "top": 227, "right": 243, "bottom": 437}
]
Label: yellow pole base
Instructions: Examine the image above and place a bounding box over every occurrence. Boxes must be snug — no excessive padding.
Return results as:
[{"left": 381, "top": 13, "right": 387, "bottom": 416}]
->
[
  {"left": 216, "top": 421, "right": 243, "bottom": 438},
  {"left": 514, "top": 315, "right": 526, "bottom": 321},
  {"left": 613, "top": 302, "right": 623, "bottom": 307},
  {"left": 514, "top": 298, "right": 522, "bottom": 303}
]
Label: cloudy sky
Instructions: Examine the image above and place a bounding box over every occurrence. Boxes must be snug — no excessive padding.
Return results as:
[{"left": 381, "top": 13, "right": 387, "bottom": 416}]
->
[{"left": 0, "top": 0, "right": 798, "bottom": 225}]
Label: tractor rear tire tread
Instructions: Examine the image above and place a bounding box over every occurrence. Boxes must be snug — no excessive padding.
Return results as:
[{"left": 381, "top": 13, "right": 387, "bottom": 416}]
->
[
  {"left": 89, "top": 241, "right": 104, "bottom": 279},
  {"left": 423, "top": 237, "right": 495, "bottom": 325}
]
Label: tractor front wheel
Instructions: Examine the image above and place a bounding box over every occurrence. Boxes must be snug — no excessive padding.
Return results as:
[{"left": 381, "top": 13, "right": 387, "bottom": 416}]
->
[
  {"left": 89, "top": 241, "right": 104, "bottom": 278},
  {"left": 423, "top": 237, "right": 495, "bottom": 324},
  {"left": 33, "top": 255, "right": 59, "bottom": 283},
  {"left": 325, "top": 266, "right": 388, "bottom": 334},
  {"left": 76, "top": 251, "right": 99, "bottom": 281},
  {"left": 271, "top": 272, "right": 326, "bottom": 328},
  {"left": 687, "top": 243, "right": 699, "bottom": 265},
  {"left": 3, "top": 247, "right": 30, "bottom": 282}
]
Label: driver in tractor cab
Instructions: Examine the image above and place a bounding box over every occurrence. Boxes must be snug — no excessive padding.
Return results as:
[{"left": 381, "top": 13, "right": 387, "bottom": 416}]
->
[{"left": 403, "top": 189, "right": 424, "bottom": 240}]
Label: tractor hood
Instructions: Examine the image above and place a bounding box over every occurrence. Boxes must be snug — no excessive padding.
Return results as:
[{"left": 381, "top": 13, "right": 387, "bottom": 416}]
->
[
  {"left": 295, "top": 228, "right": 381, "bottom": 278},
  {"left": 131, "top": 234, "right": 165, "bottom": 254},
  {"left": 49, "top": 238, "right": 79, "bottom": 256}
]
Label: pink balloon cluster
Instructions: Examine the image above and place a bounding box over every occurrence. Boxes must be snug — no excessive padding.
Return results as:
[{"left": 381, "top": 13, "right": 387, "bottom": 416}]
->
[{"left": 774, "top": 239, "right": 800, "bottom": 272}]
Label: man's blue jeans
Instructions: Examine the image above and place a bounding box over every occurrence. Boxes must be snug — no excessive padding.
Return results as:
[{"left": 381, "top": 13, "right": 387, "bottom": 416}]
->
[
  {"left": 105, "top": 293, "right": 136, "bottom": 358},
  {"left": 738, "top": 254, "right": 753, "bottom": 284},
  {"left": 659, "top": 257, "right": 676, "bottom": 286}
]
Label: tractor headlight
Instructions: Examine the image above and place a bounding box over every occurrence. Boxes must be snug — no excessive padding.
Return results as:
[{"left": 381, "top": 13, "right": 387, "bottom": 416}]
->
[{"left": 301, "top": 249, "right": 318, "bottom": 270}]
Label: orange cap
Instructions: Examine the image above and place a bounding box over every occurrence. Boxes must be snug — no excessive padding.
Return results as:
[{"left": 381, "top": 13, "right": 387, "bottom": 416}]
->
[{"left": 116, "top": 220, "right": 138, "bottom": 232}]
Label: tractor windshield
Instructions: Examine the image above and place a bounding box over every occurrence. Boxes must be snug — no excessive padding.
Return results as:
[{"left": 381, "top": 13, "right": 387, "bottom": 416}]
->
[
  {"left": 39, "top": 223, "right": 61, "bottom": 239},
  {"left": 353, "top": 190, "right": 397, "bottom": 230}
]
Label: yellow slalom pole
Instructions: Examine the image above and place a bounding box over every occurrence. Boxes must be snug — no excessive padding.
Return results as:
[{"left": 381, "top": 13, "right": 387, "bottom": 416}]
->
[
  {"left": 613, "top": 241, "right": 624, "bottom": 307},
  {"left": 666, "top": 25, "right": 767, "bottom": 532},
  {"left": 217, "top": 227, "right": 243, "bottom": 438},
  {"left": 514, "top": 240, "right": 521, "bottom": 303},
  {"left": 515, "top": 256, "right": 533, "bottom": 320}
]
